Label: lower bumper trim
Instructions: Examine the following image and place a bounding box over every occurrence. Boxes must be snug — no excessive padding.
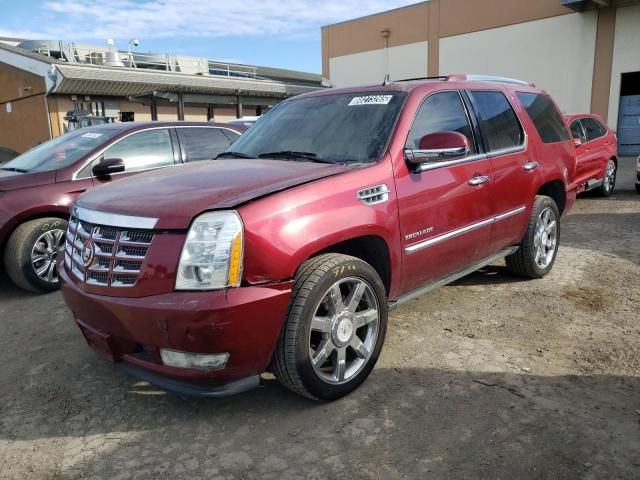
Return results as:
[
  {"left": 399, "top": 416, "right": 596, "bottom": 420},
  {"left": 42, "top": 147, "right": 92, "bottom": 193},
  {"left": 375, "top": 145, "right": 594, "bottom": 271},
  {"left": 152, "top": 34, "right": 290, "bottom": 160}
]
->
[{"left": 116, "top": 362, "right": 260, "bottom": 398}]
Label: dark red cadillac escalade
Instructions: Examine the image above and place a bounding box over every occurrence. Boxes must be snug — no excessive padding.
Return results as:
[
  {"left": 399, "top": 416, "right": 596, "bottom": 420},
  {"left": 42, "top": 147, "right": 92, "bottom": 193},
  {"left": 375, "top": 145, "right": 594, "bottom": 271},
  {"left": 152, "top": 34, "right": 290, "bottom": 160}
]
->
[{"left": 60, "top": 75, "right": 578, "bottom": 401}]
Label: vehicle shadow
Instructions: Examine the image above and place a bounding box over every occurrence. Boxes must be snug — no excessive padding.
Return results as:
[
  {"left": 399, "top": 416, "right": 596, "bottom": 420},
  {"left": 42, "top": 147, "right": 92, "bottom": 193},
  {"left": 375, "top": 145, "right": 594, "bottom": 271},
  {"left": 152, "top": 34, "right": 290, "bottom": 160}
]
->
[{"left": 1, "top": 365, "right": 638, "bottom": 479}]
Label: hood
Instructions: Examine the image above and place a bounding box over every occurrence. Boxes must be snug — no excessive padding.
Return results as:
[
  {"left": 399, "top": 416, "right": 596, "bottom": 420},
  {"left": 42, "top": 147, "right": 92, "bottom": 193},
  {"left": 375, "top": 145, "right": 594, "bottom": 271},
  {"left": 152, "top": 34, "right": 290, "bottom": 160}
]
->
[
  {"left": 76, "top": 159, "right": 350, "bottom": 229},
  {"left": 0, "top": 170, "right": 56, "bottom": 191}
]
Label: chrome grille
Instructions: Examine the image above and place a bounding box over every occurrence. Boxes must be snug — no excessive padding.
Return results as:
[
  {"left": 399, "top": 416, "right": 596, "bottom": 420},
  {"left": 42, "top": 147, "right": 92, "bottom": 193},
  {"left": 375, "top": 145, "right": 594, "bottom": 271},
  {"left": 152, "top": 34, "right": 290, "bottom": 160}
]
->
[{"left": 64, "top": 214, "right": 154, "bottom": 288}]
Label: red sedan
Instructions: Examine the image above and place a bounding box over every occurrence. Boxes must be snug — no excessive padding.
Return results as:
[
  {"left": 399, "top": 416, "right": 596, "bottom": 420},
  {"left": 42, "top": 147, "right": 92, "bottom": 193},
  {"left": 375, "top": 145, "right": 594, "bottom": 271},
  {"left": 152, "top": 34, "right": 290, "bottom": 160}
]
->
[{"left": 566, "top": 114, "right": 618, "bottom": 196}]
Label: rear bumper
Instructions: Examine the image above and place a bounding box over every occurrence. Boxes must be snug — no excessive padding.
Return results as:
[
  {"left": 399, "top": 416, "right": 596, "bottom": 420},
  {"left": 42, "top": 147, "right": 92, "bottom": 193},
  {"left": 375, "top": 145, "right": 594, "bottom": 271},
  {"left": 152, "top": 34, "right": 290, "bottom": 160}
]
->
[{"left": 60, "top": 266, "right": 293, "bottom": 393}]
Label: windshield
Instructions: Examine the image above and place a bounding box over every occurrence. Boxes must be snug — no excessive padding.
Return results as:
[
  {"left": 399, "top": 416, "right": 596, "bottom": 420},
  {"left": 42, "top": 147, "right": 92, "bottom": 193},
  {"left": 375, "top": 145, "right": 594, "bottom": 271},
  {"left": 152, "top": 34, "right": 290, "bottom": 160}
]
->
[
  {"left": 1, "top": 128, "right": 120, "bottom": 173},
  {"left": 225, "top": 92, "right": 407, "bottom": 164}
]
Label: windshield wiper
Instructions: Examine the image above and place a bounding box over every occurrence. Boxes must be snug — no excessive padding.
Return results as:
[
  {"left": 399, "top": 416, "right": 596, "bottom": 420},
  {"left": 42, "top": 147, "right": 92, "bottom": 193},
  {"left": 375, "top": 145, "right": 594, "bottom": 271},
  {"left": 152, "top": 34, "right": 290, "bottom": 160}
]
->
[
  {"left": 0, "top": 167, "right": 29, "bottom": 173},
  {"left": 257, "top": 151, "right": 335, "bottom": 164},
  {"left": 216, "top": 151, "right": 254, "bottom": 159}
]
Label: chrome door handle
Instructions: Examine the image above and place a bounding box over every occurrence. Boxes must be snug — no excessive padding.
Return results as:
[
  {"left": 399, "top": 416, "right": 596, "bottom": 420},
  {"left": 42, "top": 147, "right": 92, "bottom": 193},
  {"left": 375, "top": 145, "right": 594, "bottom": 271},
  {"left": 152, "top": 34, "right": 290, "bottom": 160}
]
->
[
  {"left": 523, "top": 161, "right": 539, "bottom": 171},
  {"left": 468, "top": 175, "right": 490, "bottom": 186}
]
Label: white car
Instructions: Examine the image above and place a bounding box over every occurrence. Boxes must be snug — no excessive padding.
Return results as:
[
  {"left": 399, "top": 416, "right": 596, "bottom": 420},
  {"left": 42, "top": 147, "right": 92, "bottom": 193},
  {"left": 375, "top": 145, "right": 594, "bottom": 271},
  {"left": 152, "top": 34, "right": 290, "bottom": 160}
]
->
[{"left": 636, "top": 156, "right": 640, "bottom": 194}]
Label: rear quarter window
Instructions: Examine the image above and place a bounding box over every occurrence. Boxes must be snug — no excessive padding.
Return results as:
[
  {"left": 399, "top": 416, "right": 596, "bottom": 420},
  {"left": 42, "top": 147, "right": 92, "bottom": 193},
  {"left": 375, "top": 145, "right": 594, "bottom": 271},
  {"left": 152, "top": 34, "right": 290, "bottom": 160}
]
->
[
  {"left": 177, "top": 127, "right": 234, "bottom": 162},
  {"left": 516, "top": 93, "right": 570, "bottom": 144}
]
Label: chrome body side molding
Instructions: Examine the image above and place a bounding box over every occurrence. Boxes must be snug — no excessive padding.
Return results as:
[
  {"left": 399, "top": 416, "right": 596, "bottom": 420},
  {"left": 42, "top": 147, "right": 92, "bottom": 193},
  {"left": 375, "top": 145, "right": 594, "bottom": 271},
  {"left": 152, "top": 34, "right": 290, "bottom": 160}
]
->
[
  {"left": 388, "top": 247, "right": 519, "bottom": 311},
  {"left": 405, "top": 206, "right": 526, "bottom": 255}
]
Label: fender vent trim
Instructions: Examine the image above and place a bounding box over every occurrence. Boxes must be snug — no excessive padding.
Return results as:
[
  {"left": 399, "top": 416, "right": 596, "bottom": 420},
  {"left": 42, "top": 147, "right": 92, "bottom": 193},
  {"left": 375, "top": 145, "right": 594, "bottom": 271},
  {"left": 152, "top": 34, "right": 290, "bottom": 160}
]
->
[{"left": 357, "top": 184, "right": 390, "bottom": 205}]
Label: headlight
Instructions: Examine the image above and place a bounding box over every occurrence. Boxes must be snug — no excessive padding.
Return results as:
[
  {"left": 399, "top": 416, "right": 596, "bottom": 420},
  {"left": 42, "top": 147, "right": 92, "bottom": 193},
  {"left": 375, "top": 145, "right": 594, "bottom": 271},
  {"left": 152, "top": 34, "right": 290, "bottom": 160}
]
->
[{"left": 175, "top": 211, "right": 244, "bottom": 290}]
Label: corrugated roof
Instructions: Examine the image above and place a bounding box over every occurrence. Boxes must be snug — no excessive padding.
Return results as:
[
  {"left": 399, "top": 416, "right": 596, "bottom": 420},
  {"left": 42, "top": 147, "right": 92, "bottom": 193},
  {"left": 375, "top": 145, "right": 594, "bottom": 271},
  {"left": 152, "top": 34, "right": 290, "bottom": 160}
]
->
[{"left": 52, "top": 63, "right": 320, "bottom": 98}]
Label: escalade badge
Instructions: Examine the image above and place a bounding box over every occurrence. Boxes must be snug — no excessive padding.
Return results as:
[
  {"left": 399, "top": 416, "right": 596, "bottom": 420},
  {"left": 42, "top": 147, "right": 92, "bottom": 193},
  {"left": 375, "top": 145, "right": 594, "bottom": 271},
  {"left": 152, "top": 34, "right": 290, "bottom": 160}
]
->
[{"left": 81, "top": 240, "right": 95, "bottom": 267}]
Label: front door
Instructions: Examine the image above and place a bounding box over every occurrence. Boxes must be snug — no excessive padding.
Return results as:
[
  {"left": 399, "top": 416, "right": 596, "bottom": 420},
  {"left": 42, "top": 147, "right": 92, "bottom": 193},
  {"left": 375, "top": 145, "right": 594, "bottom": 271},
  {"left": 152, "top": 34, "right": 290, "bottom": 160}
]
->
[
  {"left": 395, "top": 90, "right": 493, "bottom": 294},
  {"left": 92, "top": 128, "right": 177, "bottom": 186}
]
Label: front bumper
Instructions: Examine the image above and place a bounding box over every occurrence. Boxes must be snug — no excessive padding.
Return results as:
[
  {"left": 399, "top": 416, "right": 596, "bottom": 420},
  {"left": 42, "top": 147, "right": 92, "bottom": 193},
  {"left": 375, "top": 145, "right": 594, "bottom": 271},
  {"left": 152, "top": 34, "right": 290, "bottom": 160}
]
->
[{"left": 60, "top": 266, "right": 293, "bottom": 395}]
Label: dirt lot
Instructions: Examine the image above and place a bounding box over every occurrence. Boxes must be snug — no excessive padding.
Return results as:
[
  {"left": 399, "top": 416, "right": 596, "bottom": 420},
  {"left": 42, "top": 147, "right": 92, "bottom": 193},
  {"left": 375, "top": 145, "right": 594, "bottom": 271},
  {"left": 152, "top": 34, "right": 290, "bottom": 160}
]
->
[{"left": 1, "top": 159, "right": 639, "bottom": 480}]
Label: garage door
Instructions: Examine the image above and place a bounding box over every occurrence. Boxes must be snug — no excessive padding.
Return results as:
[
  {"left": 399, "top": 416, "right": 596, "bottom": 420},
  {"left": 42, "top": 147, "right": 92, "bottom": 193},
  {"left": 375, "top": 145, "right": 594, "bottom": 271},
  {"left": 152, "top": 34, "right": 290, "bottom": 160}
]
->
[{"left": 617, "top": 95, "right": 640, "bottom": 156}]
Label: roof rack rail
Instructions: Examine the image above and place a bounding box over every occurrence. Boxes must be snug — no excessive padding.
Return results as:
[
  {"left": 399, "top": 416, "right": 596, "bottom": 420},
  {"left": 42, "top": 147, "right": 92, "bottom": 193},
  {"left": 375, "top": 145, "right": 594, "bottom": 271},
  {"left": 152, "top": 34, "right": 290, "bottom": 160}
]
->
[
  {"left": 390, "top": 74, "right": 534, "bottom": 87},
  {"left": 462, "top": 74, "right": 534, "bottom": 87}
]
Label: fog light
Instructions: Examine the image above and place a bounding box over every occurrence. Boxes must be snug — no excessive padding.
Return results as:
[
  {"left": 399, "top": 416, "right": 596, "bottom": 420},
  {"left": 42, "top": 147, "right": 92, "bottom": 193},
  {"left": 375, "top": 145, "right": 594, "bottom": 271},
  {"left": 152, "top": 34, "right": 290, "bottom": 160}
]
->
[{"left": 160, "top": 349, "right": 229, "bottom": 371}]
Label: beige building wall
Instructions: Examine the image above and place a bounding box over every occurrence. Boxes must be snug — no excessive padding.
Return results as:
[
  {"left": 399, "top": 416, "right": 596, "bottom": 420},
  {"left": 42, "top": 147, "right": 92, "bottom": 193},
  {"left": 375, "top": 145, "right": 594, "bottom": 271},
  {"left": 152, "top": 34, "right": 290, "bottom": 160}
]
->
[
  {"left": 157, "top": 105, "right": 178, "bottom": 121},
  {"left": 184, "top": 106, "right": 208, "bottom": 121},
  {"left": 330, "top": 41, "right": 428, "bottom": 87},
  {"left": 213, "top": 107, "right": 237, "bottom": 123},
  {"left": 119, "top": 100, "right": 152, "bottom": 121},
  {"left": 439, "top": 12, "right": 598, "bottom": 115},
  {"left": 0, "top": 94, "right": 50, "bottom": 152},
  {"left": 608, "top": 4, "right": 640, "bottom": 127}
]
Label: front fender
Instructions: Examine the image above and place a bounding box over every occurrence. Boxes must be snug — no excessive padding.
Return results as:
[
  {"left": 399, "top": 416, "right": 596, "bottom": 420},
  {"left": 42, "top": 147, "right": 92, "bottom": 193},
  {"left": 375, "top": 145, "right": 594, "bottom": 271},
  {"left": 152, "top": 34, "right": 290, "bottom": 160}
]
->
[{"left": 238, "top": 162, "right": 402, "bottom": 298}]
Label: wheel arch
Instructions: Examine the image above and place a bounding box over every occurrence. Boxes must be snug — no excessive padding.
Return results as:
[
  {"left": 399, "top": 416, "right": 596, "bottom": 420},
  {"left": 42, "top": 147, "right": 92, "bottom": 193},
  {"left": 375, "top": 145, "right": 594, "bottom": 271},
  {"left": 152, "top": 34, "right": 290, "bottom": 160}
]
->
[
  {"left": 302, "top": 235, "right": 393, "bottom": 298},
  {"left": 537, "top": 180, "right": 566, "bottom": 214},
  {"left": 1, "top": 210, "right": 69, "bottom": 252}
]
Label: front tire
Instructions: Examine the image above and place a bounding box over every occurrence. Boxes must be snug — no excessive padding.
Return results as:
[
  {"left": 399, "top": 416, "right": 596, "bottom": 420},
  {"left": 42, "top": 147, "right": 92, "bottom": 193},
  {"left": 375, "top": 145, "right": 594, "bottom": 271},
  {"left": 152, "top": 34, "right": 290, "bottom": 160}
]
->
[
  {"left": 273, "top": 253, "right": 388, "bottom": 401},
  {"left": 4, "top": 217, "right": 67, "bottom": 293},
  {"left": 506, "top": 196, "right": 560, "bottom": 279},
  {"left": 595, "top": 159, "right": 616, "bottom": 197}
]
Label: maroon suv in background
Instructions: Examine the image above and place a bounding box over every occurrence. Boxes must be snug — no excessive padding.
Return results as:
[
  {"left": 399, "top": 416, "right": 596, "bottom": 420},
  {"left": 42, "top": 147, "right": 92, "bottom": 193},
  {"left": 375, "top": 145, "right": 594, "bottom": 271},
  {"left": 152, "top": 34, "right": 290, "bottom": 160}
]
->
[
  {"left": 565, "top": 113, "right": 618, "bottom": 196},
  {"left": 60, "top": 75, "right": 578, "bottom": 400},
  {"left": 0, "top": 121, "right": 245, "bottom": 293}
]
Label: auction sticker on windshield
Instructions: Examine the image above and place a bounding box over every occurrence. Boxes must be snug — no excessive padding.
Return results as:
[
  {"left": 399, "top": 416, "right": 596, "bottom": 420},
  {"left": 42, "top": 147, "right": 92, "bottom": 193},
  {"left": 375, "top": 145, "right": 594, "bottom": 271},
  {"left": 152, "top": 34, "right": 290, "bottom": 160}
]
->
[
  {"left": 81, "top": 133, "right": 104, "bottom": 138},
  {"left": 348, "top": 95, "right": 393, "bottom": 106}
]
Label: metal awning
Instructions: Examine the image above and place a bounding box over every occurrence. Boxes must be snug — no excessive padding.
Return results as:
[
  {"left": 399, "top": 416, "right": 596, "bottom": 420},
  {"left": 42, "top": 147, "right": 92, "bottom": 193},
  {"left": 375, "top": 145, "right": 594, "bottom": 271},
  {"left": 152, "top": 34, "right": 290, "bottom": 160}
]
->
[
  {"left": 51, "top": 64, "right": 321, "bottom": 98},
  {"left": 562, "top": 0, "right": 640, "bottom": 10}
]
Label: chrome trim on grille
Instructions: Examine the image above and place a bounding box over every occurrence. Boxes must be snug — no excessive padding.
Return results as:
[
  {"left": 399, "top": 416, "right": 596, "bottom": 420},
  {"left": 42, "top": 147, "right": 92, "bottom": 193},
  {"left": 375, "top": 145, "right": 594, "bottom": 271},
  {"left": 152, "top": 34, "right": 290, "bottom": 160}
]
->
[
  {"left": 64, "top": 213, "right": 154, "bottom": 288},
  {"left": 73, "top": 205, "right": 158, "bottom": 230},
  {"left": 405, "top": 206, "right": 526, "bottom": 254}
]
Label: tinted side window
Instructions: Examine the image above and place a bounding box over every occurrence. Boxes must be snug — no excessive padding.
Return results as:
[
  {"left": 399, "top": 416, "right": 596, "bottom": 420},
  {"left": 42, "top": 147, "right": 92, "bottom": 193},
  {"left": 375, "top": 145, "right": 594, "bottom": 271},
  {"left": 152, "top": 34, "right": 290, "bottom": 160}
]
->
[
  {"left": 516, "top": 92, "right": 569, "bottom": 143},
  {"left": 581, "top": 117, "right": 607, "bottom": 142},
  {"left": 468, "top": 91, "right": 524, "bottom": 152},
  {"left": 177, "top": 128, "right": 233, "bottom": 162},
  {"left": 406, "top": 91, "right": 476, "bottom": 155},
  {"left": 102, "top": 129, "right": 174, "bottom": 172},
  {"left": 570, "top": 120, "right": 586, "bottom": 142},
  {"left": 222, "top": 129, "right": 241, "bottom": 143}
]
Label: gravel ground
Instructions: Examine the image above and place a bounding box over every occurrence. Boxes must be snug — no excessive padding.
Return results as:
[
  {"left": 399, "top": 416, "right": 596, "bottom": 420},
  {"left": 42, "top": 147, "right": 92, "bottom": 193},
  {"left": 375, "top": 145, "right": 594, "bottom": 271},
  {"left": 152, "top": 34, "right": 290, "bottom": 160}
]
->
[{"left": 1, "top": 158, "right": 639, "bottom": 480}]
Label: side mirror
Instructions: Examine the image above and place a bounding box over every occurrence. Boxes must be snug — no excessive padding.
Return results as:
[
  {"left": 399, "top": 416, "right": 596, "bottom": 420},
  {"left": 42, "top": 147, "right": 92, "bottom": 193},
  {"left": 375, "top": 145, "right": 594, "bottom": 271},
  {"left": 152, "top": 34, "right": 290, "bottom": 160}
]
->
[
  {"left": 92, "top": 158, "right": 125, "bottom": 177},
  {"left": 405, "top": 131, "right": 470, "bottom": 167},
  {"left": 573, "top": 138, "right": 582, "bottom": 148}
]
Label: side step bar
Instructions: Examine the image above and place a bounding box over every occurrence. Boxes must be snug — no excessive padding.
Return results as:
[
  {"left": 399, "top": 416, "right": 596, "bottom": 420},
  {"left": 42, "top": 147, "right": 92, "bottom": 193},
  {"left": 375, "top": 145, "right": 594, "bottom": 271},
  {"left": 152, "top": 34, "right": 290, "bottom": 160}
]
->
[{"left": 388, "top": 247, "right": 519, "bottom": 311}]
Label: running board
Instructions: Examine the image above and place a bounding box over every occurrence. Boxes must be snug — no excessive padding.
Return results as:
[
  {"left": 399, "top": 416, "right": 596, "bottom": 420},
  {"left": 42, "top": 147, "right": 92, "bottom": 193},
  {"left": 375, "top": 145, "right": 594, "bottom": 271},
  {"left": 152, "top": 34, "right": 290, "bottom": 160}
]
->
[
  {"left": 585, "top": 178, "right": 603, "bottom": 191},
  {"left": 388, "top": 247, "right": 519, "bottom": 311}
]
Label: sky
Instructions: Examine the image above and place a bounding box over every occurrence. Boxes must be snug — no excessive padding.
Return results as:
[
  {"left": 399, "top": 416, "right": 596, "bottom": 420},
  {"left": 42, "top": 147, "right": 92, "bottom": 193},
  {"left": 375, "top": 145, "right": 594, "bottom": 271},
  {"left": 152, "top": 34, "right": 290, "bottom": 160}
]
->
[{"left": 0, "top": 0, "right": 420, "bottom": 74}]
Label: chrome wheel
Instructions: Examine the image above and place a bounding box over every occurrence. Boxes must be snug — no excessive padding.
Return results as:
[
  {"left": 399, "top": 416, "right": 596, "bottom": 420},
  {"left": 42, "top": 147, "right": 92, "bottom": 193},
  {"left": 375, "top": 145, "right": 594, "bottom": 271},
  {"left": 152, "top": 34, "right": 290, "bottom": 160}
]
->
[
  {"left": 31, "top": 229, "right": 65, "bottom": 283},
  {"left": 309, "top": 277, "right": 380, "bottom": 385},
  {"left": 533, "top": 207, "right": 557, "bottom": 269},
  {"left": 602, "top": 160, "right": 616, "bottom": 193}
]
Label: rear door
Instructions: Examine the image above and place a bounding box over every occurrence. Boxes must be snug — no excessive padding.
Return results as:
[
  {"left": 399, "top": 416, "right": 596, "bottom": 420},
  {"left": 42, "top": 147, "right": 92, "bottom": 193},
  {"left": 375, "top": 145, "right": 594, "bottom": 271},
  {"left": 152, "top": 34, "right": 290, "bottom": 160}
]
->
[
  {"left": 467, "top": 90, "right": 532, "bottom": 253},
  {"left": 175, "top": 127, "right": 238, "bottom": 162},
  {"left": 395, "top": 90, "right": 493, "bottom": 293},
  {"left": 580, "top": 117, "right": 609, "bottom": 182}
]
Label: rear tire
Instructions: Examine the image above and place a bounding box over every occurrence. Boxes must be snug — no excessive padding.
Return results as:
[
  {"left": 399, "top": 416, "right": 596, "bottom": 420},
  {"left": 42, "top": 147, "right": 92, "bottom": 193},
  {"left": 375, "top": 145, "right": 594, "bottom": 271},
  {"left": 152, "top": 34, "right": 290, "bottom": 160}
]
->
[
  {"left": 506, "top": 196, "right": 560, "bottom": 279},
  {"left": 595, "top": 159, "right": 616, "bottom": 197},
  {"left": 636, "top": 183, "right": 640, "bottom": 194},
  {"left": 272, "top": 253, "right": 387, "bottom": 401},
  {"left": 4, "top": 218, "right": 67, "bottom": 293}
]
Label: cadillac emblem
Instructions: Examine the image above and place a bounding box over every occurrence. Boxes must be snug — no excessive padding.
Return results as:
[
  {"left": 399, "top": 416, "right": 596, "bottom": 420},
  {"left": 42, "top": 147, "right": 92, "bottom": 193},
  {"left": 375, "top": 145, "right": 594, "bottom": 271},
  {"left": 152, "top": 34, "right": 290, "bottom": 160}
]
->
[{"left": 81, "top": 240, "right": 95, "bottom": 267}]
